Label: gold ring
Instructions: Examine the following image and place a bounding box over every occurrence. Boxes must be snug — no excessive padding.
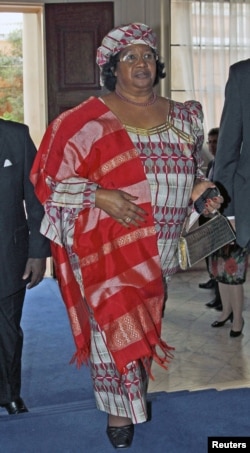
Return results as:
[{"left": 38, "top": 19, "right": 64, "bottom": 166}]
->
[{"left": 125, "top": 216, "right": 132, "bottom": 223}]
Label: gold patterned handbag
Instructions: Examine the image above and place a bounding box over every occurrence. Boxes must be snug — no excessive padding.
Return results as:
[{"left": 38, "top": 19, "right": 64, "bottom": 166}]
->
[{"left": 178, "top": 213, "right": 236, "bottom": 270}]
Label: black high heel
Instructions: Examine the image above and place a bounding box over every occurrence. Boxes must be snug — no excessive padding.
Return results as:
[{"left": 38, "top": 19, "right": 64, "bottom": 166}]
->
[
  {"left": 211, "top": 312, "right": 233, "bottom": 328},
  {"left": 230, "top": 319, "right": 244, "bottom": 337},
  {"left": 106, "top": 424, "right": 134, "bottom": 448}
]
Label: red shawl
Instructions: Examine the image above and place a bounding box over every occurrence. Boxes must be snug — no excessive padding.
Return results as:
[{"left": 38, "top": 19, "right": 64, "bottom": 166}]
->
[{"left": 31, "top": 97, "right": 173, "bottom": 374}]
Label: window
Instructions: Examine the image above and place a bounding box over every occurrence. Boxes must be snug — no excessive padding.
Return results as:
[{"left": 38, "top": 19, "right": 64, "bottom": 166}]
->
[
  {"left": 0, "top": 6, "right": 46, "bottom": 147},
  {"left": 171, "top": 0, "right": 250, "bottom": 132},
  {"left": 0, "top": 12, "right": 23, "bottom": 122}
]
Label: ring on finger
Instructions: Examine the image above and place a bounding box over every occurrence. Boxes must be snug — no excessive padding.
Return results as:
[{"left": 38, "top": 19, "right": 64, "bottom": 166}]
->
[{"left": 125, "top": 216, "right": 132, "bottom": 223}]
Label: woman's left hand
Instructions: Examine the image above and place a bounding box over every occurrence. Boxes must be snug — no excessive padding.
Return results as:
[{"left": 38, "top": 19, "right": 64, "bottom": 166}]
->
[{"left": 191, "top": 181, "right": 224, "bottom": 215}]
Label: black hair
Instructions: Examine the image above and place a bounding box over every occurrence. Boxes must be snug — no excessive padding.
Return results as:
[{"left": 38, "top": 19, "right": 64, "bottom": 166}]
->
[
  {"left": 208, "top": 127, "right": 219, "bottom": 136},
  {"left": 100, "top": 50, "right": 166, "bottom": 92}
]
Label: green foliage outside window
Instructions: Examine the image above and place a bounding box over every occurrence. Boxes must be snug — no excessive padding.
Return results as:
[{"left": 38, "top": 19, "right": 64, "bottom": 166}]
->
[{"left": 0, "top": 28, "right": 23, "bottom": 122}]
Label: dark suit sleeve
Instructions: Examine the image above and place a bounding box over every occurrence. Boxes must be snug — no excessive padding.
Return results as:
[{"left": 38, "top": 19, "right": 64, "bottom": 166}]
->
[
  {"left": 213, "top": 64, "right": 243, "bottom": 216},
  {"left": 206, "top": 160, "right": 213, "bottom": 179},
  {"left": 23, "top": 127, "right": 51, "bottom": 258}
]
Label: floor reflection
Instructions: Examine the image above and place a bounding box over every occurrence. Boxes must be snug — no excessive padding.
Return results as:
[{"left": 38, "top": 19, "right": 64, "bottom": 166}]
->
[{"left": 149, "top": 263, "right": 250, "bottom": 393}]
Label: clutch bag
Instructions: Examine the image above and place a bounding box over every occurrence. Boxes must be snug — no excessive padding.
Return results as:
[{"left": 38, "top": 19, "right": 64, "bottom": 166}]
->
[{"left": 178, "top": 213, "right": 236, "bottom": 270}]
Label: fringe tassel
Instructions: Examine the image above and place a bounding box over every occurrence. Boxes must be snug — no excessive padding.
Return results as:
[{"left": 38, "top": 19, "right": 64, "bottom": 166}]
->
[
  {"left": 69, "top": 347, "right": 90, "bottom": 368},
  {"left": 142, "top": 340, "right": 175, "bottom": 380}
]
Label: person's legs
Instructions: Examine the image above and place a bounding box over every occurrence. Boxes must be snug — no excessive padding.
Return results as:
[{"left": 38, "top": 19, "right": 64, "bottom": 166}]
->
[
  {"left": 210, "top": 244, "right": 247, "bottom": 334},
  {"left": 199, "top": 257, "right": 216, "bottom": 289},
  {"left": 211, "top": 282, "right": 233, "bottom": 328},
  {"left": 211, "top": 282, "right": 244, "bottom": 334},
  {"left": 205, "top": 281, "right": 222, "bottom": 309},
  {"left": 0, "top": 288, "right": 25, "bottom": 405},
  {"left": 89, "top": 315, "right": 148, "bottom": 426},
  {"left": 228, "top": 284, "right": 244, "bottom": 332},
  {"left": 88, "top": 314, "right": 149, "bottom": 447},
  {"left": 216, "top": 283, "right": 232, "bottom": 320}
]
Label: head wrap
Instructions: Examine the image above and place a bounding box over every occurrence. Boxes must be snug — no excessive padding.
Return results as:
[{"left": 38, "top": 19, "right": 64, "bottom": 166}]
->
[{"left": 96, "top": 22, "right": 158, "bottom": 67}]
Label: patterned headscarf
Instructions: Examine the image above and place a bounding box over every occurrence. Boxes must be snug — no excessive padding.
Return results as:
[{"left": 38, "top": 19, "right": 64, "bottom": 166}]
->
[{"left": 96, "top": 22, "right": 158, "bottom": 67}]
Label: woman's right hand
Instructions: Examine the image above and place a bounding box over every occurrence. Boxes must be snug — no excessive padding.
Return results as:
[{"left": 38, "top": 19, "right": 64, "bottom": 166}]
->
[{"left": 95, "top": 188, "right": 148, "bottom": 228}]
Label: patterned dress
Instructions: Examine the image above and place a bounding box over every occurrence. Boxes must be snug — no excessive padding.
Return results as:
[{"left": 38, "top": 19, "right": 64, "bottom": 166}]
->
[
  {"left": 89, "top": 99, "right": 204, "bottom": 423},
  {"left": 35, "top": 98, "right": 204, "bottom": 424},
  {"left": 125, "top": 99, "right": 204, "bottom": 280}
]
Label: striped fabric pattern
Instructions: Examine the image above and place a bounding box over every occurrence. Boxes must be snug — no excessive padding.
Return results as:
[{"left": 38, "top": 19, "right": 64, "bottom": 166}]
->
[
  {"left": 125, "top": 99, "right": 204, "bottom": 279},
  {"left": 31, "top": 97, "right": 173, "bottom": 373}
]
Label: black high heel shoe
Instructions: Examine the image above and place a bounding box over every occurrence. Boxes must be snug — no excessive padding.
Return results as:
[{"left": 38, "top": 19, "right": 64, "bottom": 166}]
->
[
  {"left": 211, "top": 312, "right": 233, "bottom": 328},
  {"left": 106, "top": 424, "right": 134, "bottom": 448},
  {"left": 230, "top": 319, "right": 244, "bottom": 338}
]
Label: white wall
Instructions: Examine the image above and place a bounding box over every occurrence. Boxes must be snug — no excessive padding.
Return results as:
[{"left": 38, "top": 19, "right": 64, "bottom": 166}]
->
[
  {"left": 0, "top": 1, "right": 114, "bottom": 4},
  {"left": 0, "top": 0, "right": 164, "bottom": 29}
]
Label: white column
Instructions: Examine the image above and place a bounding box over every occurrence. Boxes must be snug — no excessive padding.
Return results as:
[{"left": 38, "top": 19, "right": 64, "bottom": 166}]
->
[
  {"left": 22, "top": 11, "right": 46, "bottom": 146},
  {"left": 160, "top": 0, "right": 171, "bottom": 97}
]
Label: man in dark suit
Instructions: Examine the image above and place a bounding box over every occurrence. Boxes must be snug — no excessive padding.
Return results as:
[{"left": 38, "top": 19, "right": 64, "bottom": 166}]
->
[
  {"left": 214, "top": 59, "right": 250, "bottom": 250},
  {"left": 212, "top": 60, "right": 250, "bottom": 336},
  {"left": 0, "top": 119, "right": 50, "bottom": 415}
]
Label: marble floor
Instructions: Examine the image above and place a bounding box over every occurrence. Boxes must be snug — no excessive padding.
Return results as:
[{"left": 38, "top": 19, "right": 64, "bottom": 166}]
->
[{"left": 148, "top": 262, "right": 250, "bottom": 394}]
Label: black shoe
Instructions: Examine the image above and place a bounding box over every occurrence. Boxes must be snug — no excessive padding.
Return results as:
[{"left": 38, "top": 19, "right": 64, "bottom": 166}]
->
[
  {"left": 206, "top": 297, "right": 222, "bottom": 309},
  {"left": 230, "top": 319, "right": 244, "bottom": 337},
  {"left": 199, "top": 279, "right": 215, "bottom": 289},
  {"left": 211, "top": 312, "right": 233, "bottom": 327},
  {"left": 1, "top": 397, "right": 28, "bottom": 415},
  {"left": 107, "top": 424, "right": 134, "bottom": 449}
]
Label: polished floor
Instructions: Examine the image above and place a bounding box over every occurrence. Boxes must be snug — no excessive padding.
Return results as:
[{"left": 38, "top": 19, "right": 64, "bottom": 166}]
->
[{"left": 148, "top": 262, "right": 250, "bottom": 394}]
